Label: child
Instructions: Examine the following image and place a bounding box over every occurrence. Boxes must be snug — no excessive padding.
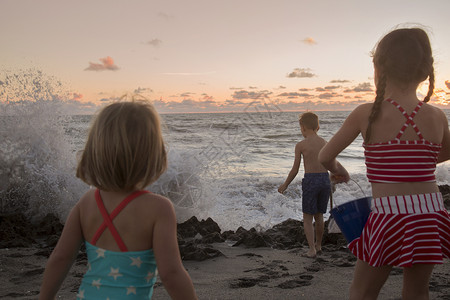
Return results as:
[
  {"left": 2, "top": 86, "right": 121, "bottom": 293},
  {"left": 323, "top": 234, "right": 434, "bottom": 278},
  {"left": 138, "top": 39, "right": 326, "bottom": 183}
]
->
[
  {"left": 278, "top": 112, "right": 343, "bottom": 258},
  {"left": 319, "top": 27, "right": 450, "bottom": 299},
  {"left": 39, "top": 101, "right": 197, "bottom": 300}
]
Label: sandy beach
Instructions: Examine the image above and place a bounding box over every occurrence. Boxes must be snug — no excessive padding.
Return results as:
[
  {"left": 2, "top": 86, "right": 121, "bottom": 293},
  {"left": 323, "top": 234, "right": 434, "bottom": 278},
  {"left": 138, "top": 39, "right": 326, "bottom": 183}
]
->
[
  {"left": 1, "top": 242, "right": 450, "bottom": 299},
  {"left": 1, "top": 185, "right": 450, "bottom": 299}
]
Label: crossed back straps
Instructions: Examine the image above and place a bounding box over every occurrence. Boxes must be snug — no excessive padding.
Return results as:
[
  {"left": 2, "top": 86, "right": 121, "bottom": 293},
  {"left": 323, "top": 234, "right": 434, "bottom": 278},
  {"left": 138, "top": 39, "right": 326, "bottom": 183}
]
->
[{"left": 91, "top": 189, "right": 150, "bottom": 252}]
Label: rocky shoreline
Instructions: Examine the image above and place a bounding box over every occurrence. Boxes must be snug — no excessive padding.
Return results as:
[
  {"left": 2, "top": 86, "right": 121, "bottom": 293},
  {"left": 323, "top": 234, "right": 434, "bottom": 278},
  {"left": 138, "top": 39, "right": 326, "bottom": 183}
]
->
[{"left": 1, "top": 185, "right": 449, "bottom": 259}]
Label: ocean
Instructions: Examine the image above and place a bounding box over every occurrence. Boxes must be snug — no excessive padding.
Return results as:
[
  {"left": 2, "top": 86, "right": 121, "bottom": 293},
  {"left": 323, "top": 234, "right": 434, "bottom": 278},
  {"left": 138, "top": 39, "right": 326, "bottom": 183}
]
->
[{"left": 1, "top": 101, "right": 449, "bottom": 231}]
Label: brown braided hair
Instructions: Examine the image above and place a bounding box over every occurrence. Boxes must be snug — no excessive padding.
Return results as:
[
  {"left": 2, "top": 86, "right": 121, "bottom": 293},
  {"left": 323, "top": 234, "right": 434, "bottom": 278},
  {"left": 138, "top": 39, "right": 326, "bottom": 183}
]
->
[{"left": 365, "top": 28, "right": 435, "bottom": 143}]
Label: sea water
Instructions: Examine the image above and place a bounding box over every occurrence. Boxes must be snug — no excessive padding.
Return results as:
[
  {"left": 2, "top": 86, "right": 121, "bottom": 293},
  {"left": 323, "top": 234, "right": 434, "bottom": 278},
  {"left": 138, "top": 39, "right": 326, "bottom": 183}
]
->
[{"left": 1, "top": 101, "right": 449, "bottom": 231}]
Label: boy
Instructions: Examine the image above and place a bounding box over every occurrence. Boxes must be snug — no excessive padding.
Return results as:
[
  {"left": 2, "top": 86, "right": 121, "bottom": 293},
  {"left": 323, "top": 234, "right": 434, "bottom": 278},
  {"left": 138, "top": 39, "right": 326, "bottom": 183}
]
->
[{"left": 278, "top": 112, "right": 338, "bottom": 258}]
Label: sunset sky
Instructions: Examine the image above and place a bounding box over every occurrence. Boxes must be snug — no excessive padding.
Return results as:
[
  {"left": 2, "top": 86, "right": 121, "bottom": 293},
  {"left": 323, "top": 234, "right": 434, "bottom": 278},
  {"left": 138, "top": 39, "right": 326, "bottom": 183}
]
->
[{"left": 1, "top": 0, "right": 450, "bottom": 114}]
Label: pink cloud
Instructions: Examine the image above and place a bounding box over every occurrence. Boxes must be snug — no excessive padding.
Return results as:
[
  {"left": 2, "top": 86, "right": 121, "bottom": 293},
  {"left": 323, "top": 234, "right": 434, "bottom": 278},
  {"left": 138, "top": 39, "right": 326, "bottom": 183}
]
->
[
  {"left": 85, "top": 56, "right": 119, "bottom": 71},
  {"left": 72, "top": 92, "right": 83, "bottom": 101},
  {"left": 302, "top": 37, "right": 317, "bottom": 45}
]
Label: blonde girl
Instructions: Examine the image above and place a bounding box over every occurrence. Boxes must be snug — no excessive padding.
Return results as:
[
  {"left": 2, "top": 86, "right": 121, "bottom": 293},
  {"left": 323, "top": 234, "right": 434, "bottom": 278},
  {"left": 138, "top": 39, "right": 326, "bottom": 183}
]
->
[
  {"left": 39, "top": 101, "right": 197, "bottom": 299},
  {"left": 319, "top": 27, "right": 450, "bottom": 299}
]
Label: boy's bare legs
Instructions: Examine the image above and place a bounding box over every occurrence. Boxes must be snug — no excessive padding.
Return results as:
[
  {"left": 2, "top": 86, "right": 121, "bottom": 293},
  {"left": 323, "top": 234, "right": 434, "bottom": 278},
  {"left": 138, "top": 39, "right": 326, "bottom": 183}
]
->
[
  {"left": 402, "top": 264, "right": 434, "bottom": 300},
  {"left": 349, "top": 259, "right": 392, "bottom": 300},
  {"left": 313, "top": 213, "right": 324, "bottom": 253},
  {"left": 303, "top": 213, "right": 316, "bottom": 257}
]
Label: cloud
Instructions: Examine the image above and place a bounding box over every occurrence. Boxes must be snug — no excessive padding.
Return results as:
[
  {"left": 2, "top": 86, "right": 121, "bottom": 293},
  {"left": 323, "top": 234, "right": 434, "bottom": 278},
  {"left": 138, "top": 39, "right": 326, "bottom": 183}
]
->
[
  {"left": 85, "top": 56, "right": 119, "bottom": 71},
  {"left": 181, "top": 92, "right": 195, "bottom": 97},
  {"left": 230, "top": 87, "right": 245, "bottom": 90},
  {"left": 249, "top": 86, "right": 258, "bottom": 89},
  {"left": 315, "top": 87, "right": 326, "bottom": 92},
  {"left": 71, "top": 92, "right": 83, "bottom": 101},
  {"left": 225, "top": 99, "right": 245, "bottom": 105},
  {"left": 98, "top": 96, "right": 121, "bottom": 102},
  {"left": 157, "top": 12, "right": 172, "bottom": 20},
  {"left": 277, "top": 86, "right": 286, "bottom": 89},
  {"left": 278, "top": 92, "right": 313, "bottom": 98},
  {"left": 302, "top": 37, "right": 317, "bottom": 45},
  {"left": 330, "top": 79, "right": 351, "bottom": 83},
  {"left": 134, "top": 87, "right": 153, "bottom": 94},
  {"left": 147, "top": 39, "right": 162, "bottom": 47},
  {"left": 201, "top": 94, "right": 215, "bottom": 101},
  {"left": 318, "top": 92, "right": 338, "bottom": 99},
  {"left": 446, "top": 80, "right": 450, "bottom": 89},
  {"left": 353, "top": 82, "right": 373, "bottom": 92},
  {"left": 158, "top": 98, "right": 219, "bottom": 110},
  {"left": 344, "top": 82, "right": 373, "bottom": 93},
  {"left": 299, "top": 88, "right": 311, "bottom": 92},
  {"left": 324, "top": 85, "right": 341, "bottom": 90},
  {"left": 287, "top": 68, "right": 315, "bottom": 78},
  {"left": 231, "top": 90, "right": 272, "bottom": 100}
]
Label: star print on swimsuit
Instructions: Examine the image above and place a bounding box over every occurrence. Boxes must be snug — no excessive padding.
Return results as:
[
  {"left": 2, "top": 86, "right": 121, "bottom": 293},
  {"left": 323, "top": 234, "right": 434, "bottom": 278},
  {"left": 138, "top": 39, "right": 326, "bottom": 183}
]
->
[
  {"left": 92, "top": 278, "right": 101, "bottom": 290},
  {"left": 130, "top": 256, "right": 143, "bottom": 268},
  {"left": 95, "top": 248, "right": 106, "bottom": 258},
  {"left": 127, "top": 286, "right": 137, "bottom": 295},
  {"left": 108, "top": 267, "right": 123, "bottom": 280}
]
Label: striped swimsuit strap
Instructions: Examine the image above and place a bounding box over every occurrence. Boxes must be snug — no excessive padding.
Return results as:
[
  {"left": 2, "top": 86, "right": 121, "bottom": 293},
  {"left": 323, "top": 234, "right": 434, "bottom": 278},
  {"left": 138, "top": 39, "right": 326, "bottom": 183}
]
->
[
  {"left": 385, "top": 98, "right": 424, "bottom": 141},
  {"left": 91, "top": 189, "right": 150, "bottom": 252}
]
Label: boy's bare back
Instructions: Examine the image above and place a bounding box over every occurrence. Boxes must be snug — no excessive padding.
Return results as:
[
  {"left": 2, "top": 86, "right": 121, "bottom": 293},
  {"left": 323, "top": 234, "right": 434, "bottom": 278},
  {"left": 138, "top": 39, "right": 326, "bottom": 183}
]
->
[{"left": 298, "top": 133, "right": 328, "bottom": 174}]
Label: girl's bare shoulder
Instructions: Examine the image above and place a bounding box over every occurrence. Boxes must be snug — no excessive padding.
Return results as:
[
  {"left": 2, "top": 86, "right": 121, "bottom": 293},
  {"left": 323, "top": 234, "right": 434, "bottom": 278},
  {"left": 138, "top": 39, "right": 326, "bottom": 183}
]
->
[
  {"left": 423, "top": 102, "right": 447, "bottom": 117},
  {"left": 345, "top": 103, "right": 372, "bottom": 125},
  {"left": 353, "top": 103, "right": 373, "bottom": 114},
  {"left": 134, "top": 192, "right": 174, "bottom": 213},
  {"left": 77, "top": 188, "right": 96, "bottom": 207}
]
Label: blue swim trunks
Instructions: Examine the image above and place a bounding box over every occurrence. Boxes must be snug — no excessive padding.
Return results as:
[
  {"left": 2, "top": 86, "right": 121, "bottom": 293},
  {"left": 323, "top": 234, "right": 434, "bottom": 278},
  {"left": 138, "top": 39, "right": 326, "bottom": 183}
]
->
[{"left": 301, "top": 172, "right": 331, "bottom": 215}]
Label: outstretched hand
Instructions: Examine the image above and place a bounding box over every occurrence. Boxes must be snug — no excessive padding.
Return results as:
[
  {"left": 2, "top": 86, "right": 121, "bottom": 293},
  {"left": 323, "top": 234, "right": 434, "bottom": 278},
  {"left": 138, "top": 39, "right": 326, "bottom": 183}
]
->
[{"left": 278, "top": 184, "right": 287, "bottom": 194}]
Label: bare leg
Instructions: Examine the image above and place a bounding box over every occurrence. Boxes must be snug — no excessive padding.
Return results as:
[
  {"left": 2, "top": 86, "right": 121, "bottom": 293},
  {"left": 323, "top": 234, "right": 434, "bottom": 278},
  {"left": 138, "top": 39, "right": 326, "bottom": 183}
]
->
[
  {"left": 303, "top": 213, "right": 316, "bottom": 257},
  {"left": 349, "top": 259, "right": 392, "bottom": 300},
  {"left": 402, "top": 264, "right": 434, "bottom": 300},
  {"left": 313, "top": 213, "right": 324, "bottom": 252}
]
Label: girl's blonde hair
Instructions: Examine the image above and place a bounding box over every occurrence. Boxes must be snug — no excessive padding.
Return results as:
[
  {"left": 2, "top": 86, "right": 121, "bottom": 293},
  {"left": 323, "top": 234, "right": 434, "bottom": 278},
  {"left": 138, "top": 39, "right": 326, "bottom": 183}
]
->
[
  {"left": 76, "top": 101, "right": 167, "bottom": 192},
  {"left": 365, "top": 27, "right": 434, "bottom": 143}
]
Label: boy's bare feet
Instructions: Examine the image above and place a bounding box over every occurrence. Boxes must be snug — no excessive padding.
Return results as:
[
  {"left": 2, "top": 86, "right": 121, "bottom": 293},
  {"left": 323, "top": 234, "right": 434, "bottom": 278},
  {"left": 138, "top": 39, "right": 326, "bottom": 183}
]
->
[{"left": 302, "top": 249, "right": 316, "bottom": 258}]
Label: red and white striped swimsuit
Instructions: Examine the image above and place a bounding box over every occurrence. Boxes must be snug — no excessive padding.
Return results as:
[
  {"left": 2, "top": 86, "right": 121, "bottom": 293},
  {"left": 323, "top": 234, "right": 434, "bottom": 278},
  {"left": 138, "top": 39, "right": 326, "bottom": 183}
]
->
[
  {"left": 364, "top": 99, "right": 441, "bottom": 183},
  {"left": 348, "top": 99, "right": 450, "bottom": 267}
]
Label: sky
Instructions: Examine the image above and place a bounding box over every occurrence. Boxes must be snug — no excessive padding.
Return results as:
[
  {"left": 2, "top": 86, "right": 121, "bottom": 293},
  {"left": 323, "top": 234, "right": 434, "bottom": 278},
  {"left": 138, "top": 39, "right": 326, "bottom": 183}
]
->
[{"left": 1, "top": 0, "right": 450, "bottom": 114}]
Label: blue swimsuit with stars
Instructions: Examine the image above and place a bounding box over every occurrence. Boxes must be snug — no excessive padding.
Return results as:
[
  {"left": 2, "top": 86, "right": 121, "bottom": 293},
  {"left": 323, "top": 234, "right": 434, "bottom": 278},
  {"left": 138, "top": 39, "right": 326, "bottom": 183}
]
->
[{"left": 77, "top": 190, "right": 157, "bottom": 300}]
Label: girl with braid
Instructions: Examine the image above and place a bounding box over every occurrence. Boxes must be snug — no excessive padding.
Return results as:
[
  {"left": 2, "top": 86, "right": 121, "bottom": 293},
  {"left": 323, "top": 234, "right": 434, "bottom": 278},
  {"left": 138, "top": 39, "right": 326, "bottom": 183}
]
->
[{"left": 319, "top": 27, "right": 450, "bottom": 299}]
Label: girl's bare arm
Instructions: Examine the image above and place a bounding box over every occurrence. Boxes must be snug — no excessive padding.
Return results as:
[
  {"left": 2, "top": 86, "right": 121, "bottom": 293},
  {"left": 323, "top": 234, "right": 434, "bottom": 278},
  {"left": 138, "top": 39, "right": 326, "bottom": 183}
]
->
[
  {"left": 152, "top": 196, "right": 198, "bottom": 300},
  {"left": 39, "top": 205, "right": 83, "bottom": 300}
]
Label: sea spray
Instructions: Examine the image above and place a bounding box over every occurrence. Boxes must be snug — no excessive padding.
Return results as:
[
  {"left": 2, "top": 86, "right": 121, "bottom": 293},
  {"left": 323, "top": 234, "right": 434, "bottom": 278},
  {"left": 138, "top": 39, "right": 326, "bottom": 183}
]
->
[
  {"left": 0, "top": 70, "right": 86, "bottom": 221},
  {"left": 149, "top": 147, "right": 212, "bottom": 221}
]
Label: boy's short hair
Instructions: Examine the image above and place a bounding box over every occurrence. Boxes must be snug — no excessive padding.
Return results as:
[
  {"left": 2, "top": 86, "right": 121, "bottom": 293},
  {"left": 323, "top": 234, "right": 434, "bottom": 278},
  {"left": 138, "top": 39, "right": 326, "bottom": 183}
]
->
[
  {"left": 299, "top": 112, "right": 319, "bottom": 130},
  {"left": 76, "top": 101, "right": 167, "bottom": 192}
]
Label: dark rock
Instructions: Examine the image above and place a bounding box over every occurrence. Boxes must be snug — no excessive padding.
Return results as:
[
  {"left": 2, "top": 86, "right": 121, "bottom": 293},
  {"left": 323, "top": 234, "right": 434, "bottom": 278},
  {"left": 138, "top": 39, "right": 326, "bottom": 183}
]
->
[
  {"left": 265, "top": 218, "right": 305, "bottom": 249},
  {"left": 221, "top": 230, "right": 237, "bottom": 240},
  {"left": 179, "top": 241, "right": 224, "bottom": 261},
  {"left": 0, "top": 213, "right": 36, "bottom": 248},
  {"left": 201, "top": 232, "right": 225, "bottom": 244},
  {"left": 177, "top": 216, "right": 221, "bottom": 239},
  {"left": 232, "top": 228, "right": 272, "bottom": 248},
  {"left": 33, "top": 213, "right": 64, "bottom": 237}
]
